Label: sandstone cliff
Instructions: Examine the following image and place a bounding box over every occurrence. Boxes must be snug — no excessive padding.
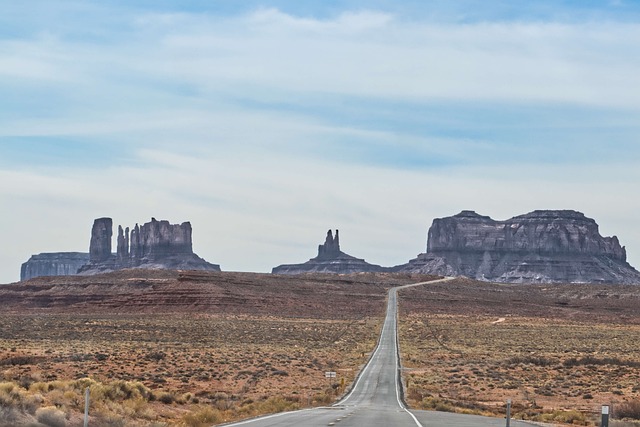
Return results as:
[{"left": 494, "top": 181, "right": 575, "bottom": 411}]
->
[
  {"left": 78, "top": 217, "right": 220, "bottom": 274},
  {"left": 272, "top": 230, "right": 386, "bottom": 274},
  {"left": 20, "top": 252, "right": 90, "bottom": 281},
  {"left": 396, "top": 210, "right": 640, "bottom": 284}
]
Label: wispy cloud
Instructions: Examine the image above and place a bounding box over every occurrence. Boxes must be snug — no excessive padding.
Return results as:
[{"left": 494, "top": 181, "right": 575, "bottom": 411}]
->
[{"left": 1, "top": 2, "right": 640, "bottom": 282}]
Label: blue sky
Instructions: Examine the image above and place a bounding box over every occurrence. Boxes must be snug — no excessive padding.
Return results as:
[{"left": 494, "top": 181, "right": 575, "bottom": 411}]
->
[{"left": 1, "top": 0, "right": 640, "bottom": 283}]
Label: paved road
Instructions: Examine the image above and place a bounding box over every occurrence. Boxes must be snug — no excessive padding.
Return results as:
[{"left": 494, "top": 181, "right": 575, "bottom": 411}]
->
[{"left": 220, "top": 278, "right": 533, "bottom": 427}]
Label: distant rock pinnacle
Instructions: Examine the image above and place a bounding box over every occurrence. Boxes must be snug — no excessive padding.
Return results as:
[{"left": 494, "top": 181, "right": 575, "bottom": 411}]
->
[{"left": 272, "top": 229, "right": 385, "bottom": 274}]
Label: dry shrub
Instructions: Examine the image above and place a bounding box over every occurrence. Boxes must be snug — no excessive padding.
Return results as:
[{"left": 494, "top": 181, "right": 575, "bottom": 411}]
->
[
  {"left": 102, "top": 380, "right": 151, "bottom": 401},
  {"left": 260, "top": 396, "right": 298, "bottom": 413},
  {"left": 419, "top": 396, "right": 455, "bottom": 412},
  {"left": 506, "top": 355, "right": 553, "bottom": 367},
  {"left": 0, "top": 381, "right": 40, "bottom": 414},
  {"left": 158, "top": 392, "right": 175, "bottom": 404},
  {"left": 35, "top": 406, "right": 67, "bottom": 427},
  {"left": 616, "top": 400, "right": 640, "bottom": 420},
  {"left": 563, "top": 356, "right": 640, "bottom": 368},
  {"left": 538, "top": 409, "right": 585, "bottom": 424},
  {"left": 181, "top": 406, "right": 223, "bottom": 427}
]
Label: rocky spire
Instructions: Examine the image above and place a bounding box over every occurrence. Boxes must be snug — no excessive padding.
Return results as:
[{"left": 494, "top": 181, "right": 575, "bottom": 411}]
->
[
  {"left": 89, "top": 218, "right": 112, "bottom": 263},
  {"left": 273, "top": 228, "right": 386, "bottom": 274},
  {"left": 130, "top": 224, "right": 141, "bottom": 260},
  {"left": 116, "top": 225, "right": 131, "bottom": 264},
  {"left": 318, "top": 229, "right": 341, "bottom": 259}
]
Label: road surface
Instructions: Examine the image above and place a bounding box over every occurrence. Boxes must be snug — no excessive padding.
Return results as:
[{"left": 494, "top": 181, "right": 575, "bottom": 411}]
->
[{"left": 220, "top": 278, "right": 533, "bottom": 427}]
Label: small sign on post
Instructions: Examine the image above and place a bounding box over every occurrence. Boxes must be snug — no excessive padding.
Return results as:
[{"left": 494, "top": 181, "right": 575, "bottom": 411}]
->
[
  {"left": 602, "top": 405, "right": 610, "bottom": 427},
  {"left": 325, "top": 371, "right": 337, "bottom": 390}
]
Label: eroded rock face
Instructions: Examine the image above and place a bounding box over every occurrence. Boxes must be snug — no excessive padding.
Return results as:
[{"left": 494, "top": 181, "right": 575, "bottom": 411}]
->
[
  {"left": 129, "top": 218, "right": 193, "bottom": 260},
  {"left": 78, "top": 218, "right": 220, "bottom": 274},
  {"left": 272, "top": 229, "right": 385, "bottom": 274},
  {"left": 89, "top": 218, "right": 112, "bottom": 263},
  {"left": 20, "top": 252, "right": 90, "bottom": 281},
  {"left": 396, "top": 210, "right": 640, "bottom": 284}
]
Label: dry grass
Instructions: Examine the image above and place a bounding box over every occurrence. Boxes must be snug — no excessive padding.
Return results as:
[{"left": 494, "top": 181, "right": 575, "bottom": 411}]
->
[
  {"left": 0, "top": 314, "right": 381, "bottom": 426},
  {"left": 399, "top": 314, "right": 640, "bottom": 425}
]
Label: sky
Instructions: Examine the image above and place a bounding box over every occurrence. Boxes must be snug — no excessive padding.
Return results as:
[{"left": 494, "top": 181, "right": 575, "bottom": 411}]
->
[{"left": 1, "top": 0, "right": 640, "bottom": 283}]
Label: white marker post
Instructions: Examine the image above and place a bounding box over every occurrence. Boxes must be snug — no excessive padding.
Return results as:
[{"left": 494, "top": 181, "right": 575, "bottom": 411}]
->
[
  {"left": 601, "top": 405, "right": 610, "bottom": 427},
  {"left": 84, "top": 387, "right": 90, "bottom": 427},
  {"left": 506, "top": 399, "right": 511, "bottom": 427}
]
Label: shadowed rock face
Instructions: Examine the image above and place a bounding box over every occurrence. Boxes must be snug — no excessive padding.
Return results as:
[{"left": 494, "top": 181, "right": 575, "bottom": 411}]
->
[
  {"left": 20, "top": 253, "right": 90, "bottom": 281},
  {"left": 317, "top": 230, "right": 341, "bottom": 260},
  {"left": 89, "top": 218, "right": 112, "bottom": 263},
  {"left": 272, "top": 229, "right": 385, "bottom": 274},
  {"left": 396, "top": 210, "right": 640, "bottom": 284},
  {"left": 78, "top": 217, "right": 220, "bottom": 275}
]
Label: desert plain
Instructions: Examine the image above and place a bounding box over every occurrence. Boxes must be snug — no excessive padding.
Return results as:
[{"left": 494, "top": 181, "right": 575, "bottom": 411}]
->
[{"left": 0, "top": 271, "right": 639, "bottom": 426}]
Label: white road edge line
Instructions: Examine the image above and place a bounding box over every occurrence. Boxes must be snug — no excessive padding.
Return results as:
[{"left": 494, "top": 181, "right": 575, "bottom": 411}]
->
[
  {"left": 218, "top": 408, "right": 315, "bottom": 426},
  {"left": 393, "top": 288, "right": 424, "bottom": 427},
  {"left": 395, "top": 278, "right": 456, "bottom": 427}
]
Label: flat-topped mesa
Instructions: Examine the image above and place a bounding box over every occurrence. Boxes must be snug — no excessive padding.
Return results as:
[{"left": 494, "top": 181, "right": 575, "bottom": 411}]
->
[
  {"left": 272, "top": 229, "right": 385, "bottom": 274},
  {"left": 78, "top": 217, "right": 220, "bottom": 275},
  {"left": 396, "top": 210, "right": 640, "bottom": 284},
  {"left": 20, "top": 252, "right": 90, "bottom": 281},
  {"left": 428, "top": 209, "right": 627, "bottom": 261}
]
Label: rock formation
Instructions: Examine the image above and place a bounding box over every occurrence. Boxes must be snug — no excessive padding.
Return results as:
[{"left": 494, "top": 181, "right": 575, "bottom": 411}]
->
[
  {"left": 395, "top": 210, "right": 640, "bottom": 284},
  {"left": 272, "top": 229, "right": 386, "bottom": 274},
  {"left": 78, "top": 217, "right": 220, "bottom": 274},
  {"left": 20, "top": 252, "right": 90, "bottom": 281},
  {"left": 89, "top": 217, "right": 112, "bottom": 263}
]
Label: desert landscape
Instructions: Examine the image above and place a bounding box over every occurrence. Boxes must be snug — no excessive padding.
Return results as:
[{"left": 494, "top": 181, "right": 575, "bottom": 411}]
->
[
  {"left": 1, "top": 272, "right": 640, "bottom": 426},
  {"left": 4, "top": 0, "right": 640, "bottom": 425},
  {"left": 398, "top": 277, "right": 640, "bottom": 425},
  {"left": 0, "top": 270, "right": 430, "bottom": 426}
]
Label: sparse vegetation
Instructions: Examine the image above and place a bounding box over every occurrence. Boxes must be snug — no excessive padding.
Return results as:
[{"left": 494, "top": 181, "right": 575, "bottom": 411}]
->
[
  {"left": 5, "top": 271, "right": 639, "bottom": 426},
  {"left": 398, "top": 278, "right": 640, "bottom": 426},
  {"left": 0, "top": 310, "right": 382, "bottom": 425}
]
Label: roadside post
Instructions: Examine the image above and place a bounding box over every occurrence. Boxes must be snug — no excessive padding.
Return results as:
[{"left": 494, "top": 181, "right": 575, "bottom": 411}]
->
[
  {"left": 601, "top": 405, "right": 610, "bottom": 427},
  {"left": 325, "top": 371, "right": 337, "bottom": 390},
  {"left": 506, "top": 399, "right": 511, "bottom": 427},
  {"left": 84, "top": 387, "right": 90, "bottom": 427}
]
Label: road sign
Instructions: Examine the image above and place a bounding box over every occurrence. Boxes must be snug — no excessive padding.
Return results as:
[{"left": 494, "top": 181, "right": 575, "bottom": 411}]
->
[{"left": 325, "top": 372, "right": 336, "bottom": 378}]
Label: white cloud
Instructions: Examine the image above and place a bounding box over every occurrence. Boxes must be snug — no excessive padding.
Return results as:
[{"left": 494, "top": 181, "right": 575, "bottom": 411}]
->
[
  {"left": 5, "top": 9, "right": 640, "bottom": 108},
  {"left": 129, "top": 13, "right": 640, "bottom": 107},
  {"left": 1, "top": 7, "right": 640, "bottom": 283}
]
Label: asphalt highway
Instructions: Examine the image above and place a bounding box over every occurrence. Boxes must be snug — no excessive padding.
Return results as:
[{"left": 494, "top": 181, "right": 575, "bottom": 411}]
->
[{"left": 220, "top": 278, "right": 534, "bottom": 427}]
